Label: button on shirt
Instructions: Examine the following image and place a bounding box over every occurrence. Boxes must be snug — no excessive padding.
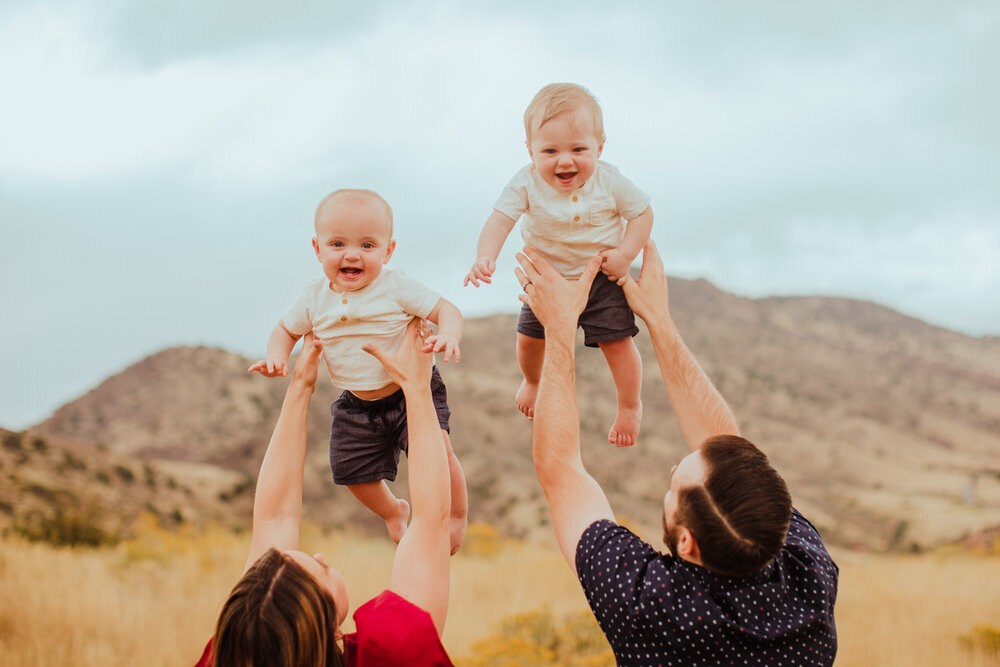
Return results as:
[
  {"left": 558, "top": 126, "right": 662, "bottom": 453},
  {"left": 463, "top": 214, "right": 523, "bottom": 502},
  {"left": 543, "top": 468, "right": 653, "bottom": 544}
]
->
[
  {"left": 576, "top": 509, "right": 839, "bottom": 666},
  {"left": 493, "top": 161, "right": 650, "bottom": 279}
]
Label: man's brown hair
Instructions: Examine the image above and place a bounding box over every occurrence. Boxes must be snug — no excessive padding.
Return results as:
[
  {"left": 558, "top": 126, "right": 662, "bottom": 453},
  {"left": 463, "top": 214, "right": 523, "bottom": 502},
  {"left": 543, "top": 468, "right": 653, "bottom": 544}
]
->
[
  {"left": 675, "top": 435, "right": 792, "bottom": 577},
  {"left": 213, "top": 548, "right": 345, "bottom": 666}
]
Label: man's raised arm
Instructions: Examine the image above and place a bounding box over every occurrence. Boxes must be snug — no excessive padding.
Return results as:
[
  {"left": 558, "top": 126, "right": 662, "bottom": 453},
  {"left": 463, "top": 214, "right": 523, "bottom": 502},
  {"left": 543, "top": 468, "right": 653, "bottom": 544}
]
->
[
  {"left": 622, "top": 241, "right": 739, "bottom": 451},
  {"left": 515, "top": 249, "right": 615, "bottom": 574}
]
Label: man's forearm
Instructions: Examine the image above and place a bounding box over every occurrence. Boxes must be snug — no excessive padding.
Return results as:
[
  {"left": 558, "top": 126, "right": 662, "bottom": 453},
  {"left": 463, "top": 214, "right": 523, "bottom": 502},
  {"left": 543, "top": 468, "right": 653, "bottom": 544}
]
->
[
  {"left": 648, "top": 315, "right": 739, "bottom": 450},
  {"left": 533, "top": 325, "right": 582, "bottom": 479}
]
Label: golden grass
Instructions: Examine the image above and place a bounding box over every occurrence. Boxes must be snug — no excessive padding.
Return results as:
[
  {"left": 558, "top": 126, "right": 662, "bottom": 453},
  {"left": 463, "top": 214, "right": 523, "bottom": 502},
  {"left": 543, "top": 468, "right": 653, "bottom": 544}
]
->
[
  {"left": 1, "top": 520, "right": 998, "bottom": 666},
  {"left": 833, "top": 547, "right": 1000, "bottom": 667}
]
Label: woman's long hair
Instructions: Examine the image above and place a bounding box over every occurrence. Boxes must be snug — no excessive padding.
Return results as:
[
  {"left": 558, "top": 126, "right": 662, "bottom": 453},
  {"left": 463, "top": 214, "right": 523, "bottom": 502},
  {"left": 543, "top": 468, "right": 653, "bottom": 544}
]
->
[{"left": 213, "top": 548, "right": 345, "bottom": 666}]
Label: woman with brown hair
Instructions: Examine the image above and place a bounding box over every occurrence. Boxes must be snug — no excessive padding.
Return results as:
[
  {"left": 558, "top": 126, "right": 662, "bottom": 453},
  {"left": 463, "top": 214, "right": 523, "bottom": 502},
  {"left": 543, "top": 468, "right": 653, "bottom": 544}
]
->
[{"left": 196, "top": 321, "right": 454, "bottom": 666}]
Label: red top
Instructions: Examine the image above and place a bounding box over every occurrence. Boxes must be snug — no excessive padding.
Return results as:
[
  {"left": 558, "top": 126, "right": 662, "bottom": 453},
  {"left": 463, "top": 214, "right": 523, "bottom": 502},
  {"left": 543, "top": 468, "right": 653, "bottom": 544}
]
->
[
  {"left": 344, "top": 590, "right": 453, "bottom": 666},
  {"left": 194, "top": 637, "right": 213, "bottom": 667},
  {"left": 194, "top": 590, "right": 452, "bottom": 667}
]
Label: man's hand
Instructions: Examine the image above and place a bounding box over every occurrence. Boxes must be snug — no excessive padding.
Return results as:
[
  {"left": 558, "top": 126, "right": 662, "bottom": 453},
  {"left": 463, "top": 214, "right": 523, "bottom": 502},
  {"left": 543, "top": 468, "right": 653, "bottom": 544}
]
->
[
  {"left": 621, "top": 240, "right": 670, "bottom": 325},
  {"left": 515, "top": 247, "right": 602, "bottom": 329},
  {"left": 464, "top": 257, "right": 496, "bottom": 287},
  {"left": 598, "top": 248, "right": 632, "bottom": 284},
  {"left": 247, "top": 358, "right": 290, "bottom": 378},
  {"left": 422, "top": 333, "right": 461, "bottom": 363},
  {"left": 363, "top": 318, "right": 433, "bottom": 390}
]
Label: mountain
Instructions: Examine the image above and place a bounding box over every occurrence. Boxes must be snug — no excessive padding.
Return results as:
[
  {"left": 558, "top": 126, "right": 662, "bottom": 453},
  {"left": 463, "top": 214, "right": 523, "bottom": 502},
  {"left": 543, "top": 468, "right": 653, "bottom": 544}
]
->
[
  {"left": 21, "top": 278, "right": 1000, "bottom": 551},
  {"left": 0, "top": 425, "right": 250, "bottom": 544}
]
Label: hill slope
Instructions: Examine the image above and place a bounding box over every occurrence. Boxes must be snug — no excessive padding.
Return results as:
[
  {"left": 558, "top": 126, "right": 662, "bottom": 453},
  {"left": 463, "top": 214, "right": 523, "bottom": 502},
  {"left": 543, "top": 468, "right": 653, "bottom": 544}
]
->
[{"left": 27, "top": 278, "right": 1000, "bottom": 550}]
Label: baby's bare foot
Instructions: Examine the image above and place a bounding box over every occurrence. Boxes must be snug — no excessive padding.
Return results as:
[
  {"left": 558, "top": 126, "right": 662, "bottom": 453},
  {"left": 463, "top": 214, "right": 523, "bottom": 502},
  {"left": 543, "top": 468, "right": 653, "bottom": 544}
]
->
[
  {"left": 515, "top": 379, "right": 538, "bottom": 421},
  {"left": 385, "top": 498, "right": 410, "bottom": 544},
  {"left": 608, "top": 402, "right": 642, "bottom": 448}
]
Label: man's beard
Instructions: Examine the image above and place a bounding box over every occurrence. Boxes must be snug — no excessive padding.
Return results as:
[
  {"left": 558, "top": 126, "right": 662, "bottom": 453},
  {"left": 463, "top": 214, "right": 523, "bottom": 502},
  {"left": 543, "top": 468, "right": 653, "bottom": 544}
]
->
[{"left": 662, "top": 512, "right": 680, "bottom": 557}]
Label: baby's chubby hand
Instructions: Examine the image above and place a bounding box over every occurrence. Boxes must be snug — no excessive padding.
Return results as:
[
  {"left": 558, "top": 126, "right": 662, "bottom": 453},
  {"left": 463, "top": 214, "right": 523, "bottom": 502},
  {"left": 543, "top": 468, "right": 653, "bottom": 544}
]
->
[
  {"left": 599, "top": 248, "right": 632, "bottom": 285},
  {"left": 247, "top": 358, "right": 289, "bottom": 378},
  {"left": 422, "top": 333, "right": 461, "bottom": 363},
  {"left": 464, "top": 257, "right": 496, "bottom": 288}
]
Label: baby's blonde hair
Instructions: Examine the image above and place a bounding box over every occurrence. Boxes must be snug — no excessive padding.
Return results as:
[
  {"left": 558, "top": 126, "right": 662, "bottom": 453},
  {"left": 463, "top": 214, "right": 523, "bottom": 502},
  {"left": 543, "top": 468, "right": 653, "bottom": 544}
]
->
[
  {"left": 315, "top": 189, "right": 394, "bottom": 237},
  {"left": 523, "top": 83, "right": 605, "bottom": 143}
]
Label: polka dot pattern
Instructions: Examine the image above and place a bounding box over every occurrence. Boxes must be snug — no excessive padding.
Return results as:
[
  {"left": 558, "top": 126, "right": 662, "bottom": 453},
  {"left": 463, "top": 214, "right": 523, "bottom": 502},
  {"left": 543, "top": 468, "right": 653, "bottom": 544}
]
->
[{"left": 576, "top": 509, "right": 838, "bottom": 666}]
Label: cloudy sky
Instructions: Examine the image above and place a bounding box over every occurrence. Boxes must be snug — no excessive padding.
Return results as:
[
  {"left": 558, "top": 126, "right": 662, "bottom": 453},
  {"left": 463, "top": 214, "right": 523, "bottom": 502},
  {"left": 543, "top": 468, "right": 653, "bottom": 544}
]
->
[{"left": 2, "top": 0, "right": 998, "bottom": 429}]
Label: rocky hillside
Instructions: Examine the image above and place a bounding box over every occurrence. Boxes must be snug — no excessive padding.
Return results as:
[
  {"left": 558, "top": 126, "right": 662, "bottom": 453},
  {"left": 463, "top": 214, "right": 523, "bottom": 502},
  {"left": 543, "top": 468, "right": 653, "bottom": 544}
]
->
[
  {"left": 0, "top": 427, "right": 250, "bottom": 543},
  {"left": 24, "top": 278, "right": 1000, "bottom": 551}
]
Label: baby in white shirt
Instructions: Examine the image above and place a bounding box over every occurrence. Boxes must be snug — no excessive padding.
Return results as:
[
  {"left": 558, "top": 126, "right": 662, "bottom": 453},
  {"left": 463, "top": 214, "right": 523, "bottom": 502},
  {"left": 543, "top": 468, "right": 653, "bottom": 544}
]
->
[
  {"left": 465, "top": 83, "right": 653, "bottom": 448},
  {"left": 252, "top": 189, "right": 468, "bottom": 553}
]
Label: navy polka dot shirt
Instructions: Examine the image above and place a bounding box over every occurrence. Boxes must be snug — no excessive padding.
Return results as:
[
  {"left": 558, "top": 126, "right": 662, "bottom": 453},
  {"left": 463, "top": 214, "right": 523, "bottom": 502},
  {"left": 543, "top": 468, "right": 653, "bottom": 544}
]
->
[{"left": 576, "top": 509, "right": 838, "bottom": 666}]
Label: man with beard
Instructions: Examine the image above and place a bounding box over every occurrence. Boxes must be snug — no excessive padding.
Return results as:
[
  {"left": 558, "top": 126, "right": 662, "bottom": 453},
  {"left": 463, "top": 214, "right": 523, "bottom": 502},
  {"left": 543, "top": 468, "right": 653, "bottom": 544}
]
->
[{"left": 516, "top": 242, "right": 838, "bottom": 666}]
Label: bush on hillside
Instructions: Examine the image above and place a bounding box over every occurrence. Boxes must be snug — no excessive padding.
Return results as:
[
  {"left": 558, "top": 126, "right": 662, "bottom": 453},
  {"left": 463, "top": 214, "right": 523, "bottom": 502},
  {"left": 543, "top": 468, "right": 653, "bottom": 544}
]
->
[
  {"left": 960, "top": 625, "right": 1000, "bottom": 659},
  {"left": 459, "top": 608, "right": 613, "bottom": 667},
  {"left": 12, "top": 508, "right": 114, "bottom": 548}
]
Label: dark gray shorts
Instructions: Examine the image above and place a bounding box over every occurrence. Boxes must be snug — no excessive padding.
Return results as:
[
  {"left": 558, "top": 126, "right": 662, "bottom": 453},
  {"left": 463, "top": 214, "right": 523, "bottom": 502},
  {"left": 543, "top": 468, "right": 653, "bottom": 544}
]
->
[
  {"left": 329, "top": 367, "right": 451, "bottom": 486},
  {"left": 517, "top": 274, "right": 639, "bottom": 348}
]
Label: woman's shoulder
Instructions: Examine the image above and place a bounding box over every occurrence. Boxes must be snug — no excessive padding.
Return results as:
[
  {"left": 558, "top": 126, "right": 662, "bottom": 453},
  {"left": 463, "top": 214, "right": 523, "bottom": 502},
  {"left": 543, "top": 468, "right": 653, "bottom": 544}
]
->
[{"left": 347, "top": 591, "right": 453, "bottom": 666}]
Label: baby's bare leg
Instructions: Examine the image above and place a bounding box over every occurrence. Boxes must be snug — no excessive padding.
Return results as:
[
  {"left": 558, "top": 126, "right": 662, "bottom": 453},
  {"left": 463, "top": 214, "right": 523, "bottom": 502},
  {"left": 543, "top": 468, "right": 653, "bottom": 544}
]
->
[
  {"left": 599, "top": 337, "right": 643, "bottom": 448},
  {"left": 515, "top": 333, "right": 546, "bottom": 421},
  {"left": 441, "top": 430, "right": 468, "bottom": 555},
  {"left": 348, "top": 481, "right": 410, "bottom": 544}
]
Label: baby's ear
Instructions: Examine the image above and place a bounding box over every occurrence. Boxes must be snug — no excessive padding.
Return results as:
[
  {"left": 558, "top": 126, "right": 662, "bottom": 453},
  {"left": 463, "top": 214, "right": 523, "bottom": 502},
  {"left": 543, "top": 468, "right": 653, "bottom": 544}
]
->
[
  {"left": 312, "top": 237, "right": 321, "bottom": 259},
  {"left": 525, "top": 139, "right": 533, "bottom": 158},
  {"left": 383, "top": 239, "right": 396, "bottom": 264}
]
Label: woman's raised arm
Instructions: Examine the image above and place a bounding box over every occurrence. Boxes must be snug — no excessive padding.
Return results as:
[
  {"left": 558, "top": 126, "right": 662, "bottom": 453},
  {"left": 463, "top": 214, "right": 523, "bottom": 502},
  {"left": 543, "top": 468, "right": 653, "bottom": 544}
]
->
[
  {"left": 242, "top": 334, "right": 324, "bottom": 573},
  {"left": 363, "top": 319, "right": 452, "bottom": 634}
]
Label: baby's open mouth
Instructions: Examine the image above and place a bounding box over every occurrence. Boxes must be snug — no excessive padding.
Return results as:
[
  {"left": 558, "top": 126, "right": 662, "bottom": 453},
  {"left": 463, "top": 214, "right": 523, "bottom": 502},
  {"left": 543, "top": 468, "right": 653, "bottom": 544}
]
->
[
  {"left": 556, "top": 172, "right": 577, "bottom": 183},
  {"left": 340, "top": 268, "right": 362, "bottom": 275}
]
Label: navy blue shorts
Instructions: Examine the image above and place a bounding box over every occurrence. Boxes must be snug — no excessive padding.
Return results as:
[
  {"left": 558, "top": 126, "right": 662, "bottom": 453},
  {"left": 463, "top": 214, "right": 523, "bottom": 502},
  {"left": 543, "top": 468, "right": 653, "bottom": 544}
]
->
[
  {"left": 329, "top": 367, "right": 450, "bottom": 486},
  {"left": 517, "top": 274, "right": 639, "bottom": 348}
]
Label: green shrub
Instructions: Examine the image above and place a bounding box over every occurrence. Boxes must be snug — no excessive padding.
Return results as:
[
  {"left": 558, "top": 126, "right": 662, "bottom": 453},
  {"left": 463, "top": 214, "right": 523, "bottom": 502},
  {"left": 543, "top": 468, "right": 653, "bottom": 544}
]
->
[
  {"left": 2, "top": 432, "right": 22, "bottom": 451},
  {"left": 143, "top": 464, "right": 157, "bottom": 488},
  {"left": 960, "top": 625, "right": 1000, "bottom": 657},
  {"left": 61, "top": 450, "right": 87, "bottom": 472},
  {"left": 460, "top": 608, "right": 613, "bottom": 667},
  {"left": 12, "top": 508, "right": 115, "bottom": 548},
  {"left": 113, "top": 465, "right": 135, "bottom": 483}
]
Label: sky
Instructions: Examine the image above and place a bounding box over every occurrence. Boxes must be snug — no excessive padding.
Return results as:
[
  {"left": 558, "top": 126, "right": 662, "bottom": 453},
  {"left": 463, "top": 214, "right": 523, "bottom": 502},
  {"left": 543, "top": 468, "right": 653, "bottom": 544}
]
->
[{"left": 2, "top": 0, "right": 998, "bottom": 430}]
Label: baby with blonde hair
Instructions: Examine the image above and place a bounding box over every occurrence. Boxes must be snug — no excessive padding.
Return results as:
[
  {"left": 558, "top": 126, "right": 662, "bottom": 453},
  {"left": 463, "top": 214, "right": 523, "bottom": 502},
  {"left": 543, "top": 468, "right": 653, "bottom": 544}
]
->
[{"left": 466, "top": 83, "right": 653, "bottom": 447}]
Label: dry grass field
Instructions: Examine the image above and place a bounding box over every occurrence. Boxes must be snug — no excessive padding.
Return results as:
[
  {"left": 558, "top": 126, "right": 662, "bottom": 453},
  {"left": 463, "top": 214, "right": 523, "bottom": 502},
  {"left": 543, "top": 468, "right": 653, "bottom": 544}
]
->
[{"left": 1, "top": 519, "right": 998, "bottom": 666}]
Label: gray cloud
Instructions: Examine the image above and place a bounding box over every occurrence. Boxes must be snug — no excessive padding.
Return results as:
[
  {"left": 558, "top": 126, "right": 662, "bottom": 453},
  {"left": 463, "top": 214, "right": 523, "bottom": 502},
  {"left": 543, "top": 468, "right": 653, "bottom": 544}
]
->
[{"left": 2, "top": 0, "right": 998, "bottom": 430}]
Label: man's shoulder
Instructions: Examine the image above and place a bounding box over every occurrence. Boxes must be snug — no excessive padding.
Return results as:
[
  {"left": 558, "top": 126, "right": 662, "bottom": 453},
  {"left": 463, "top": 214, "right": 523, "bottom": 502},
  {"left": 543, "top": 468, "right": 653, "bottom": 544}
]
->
[
  {"left": 576, "top": 519, "right": 665, "bottom": 578},
  {"left": 782, "top": 508, "right": 839, "bottom": 579},
  {"left": 787, "top": 509, "right": 832, "bottom": 552}
]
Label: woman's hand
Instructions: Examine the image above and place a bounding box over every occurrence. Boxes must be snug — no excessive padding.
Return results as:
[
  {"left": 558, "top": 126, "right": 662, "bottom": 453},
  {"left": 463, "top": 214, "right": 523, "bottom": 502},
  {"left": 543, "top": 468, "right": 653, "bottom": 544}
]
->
[
  {"left": 363, "top": 318, "right": 433, "bottom": 390},
  {"left": 289, "top": 333, "right": 323, "bottom": 390}
]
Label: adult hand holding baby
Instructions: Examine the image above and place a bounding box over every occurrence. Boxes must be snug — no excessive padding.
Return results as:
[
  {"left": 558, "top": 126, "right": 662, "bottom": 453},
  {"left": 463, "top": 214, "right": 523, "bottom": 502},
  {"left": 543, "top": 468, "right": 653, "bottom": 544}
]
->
[{"left": 515, "top": 246, "right": 603, "bottom": 330}]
